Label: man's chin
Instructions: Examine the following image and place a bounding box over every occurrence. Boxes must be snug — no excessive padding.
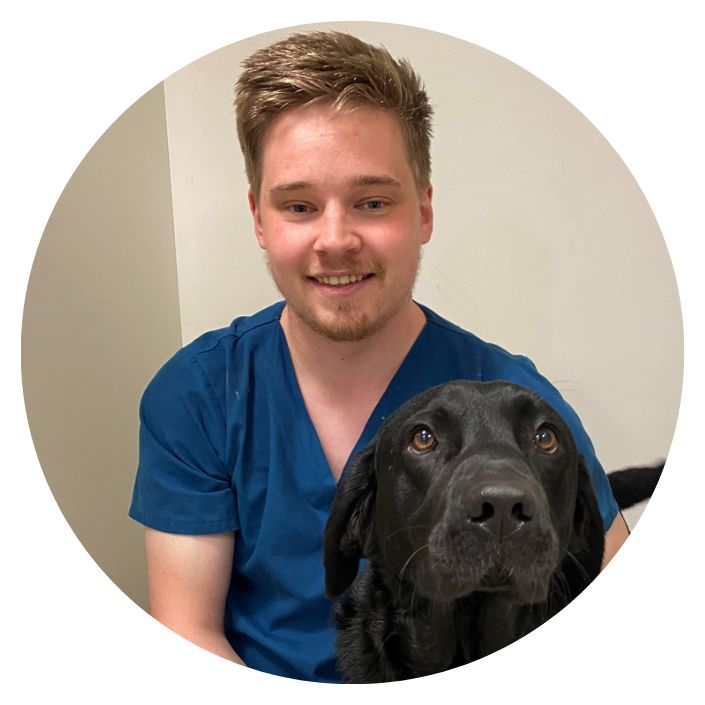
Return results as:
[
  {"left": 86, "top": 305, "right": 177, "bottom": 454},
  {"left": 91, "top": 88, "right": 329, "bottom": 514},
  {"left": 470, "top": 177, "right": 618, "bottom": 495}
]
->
[
  {"left": 292, "top": 303, "right": 384, "bottom": 342},
  {"left": 307, "top": 313, "right": 381, "bottom": 342}
]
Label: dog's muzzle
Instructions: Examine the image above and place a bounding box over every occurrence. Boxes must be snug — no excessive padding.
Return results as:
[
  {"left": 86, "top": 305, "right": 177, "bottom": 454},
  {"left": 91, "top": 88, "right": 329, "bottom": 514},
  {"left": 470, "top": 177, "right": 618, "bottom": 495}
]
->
[{"left": 420, "top": 458, "right": 559, "bottom": 602}]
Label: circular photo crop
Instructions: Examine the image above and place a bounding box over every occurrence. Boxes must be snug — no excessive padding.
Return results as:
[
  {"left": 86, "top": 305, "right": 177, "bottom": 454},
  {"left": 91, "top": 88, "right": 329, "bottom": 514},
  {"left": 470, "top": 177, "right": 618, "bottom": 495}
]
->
[{"left": 22, "top": 20, "right": 682, "bottom": 685}]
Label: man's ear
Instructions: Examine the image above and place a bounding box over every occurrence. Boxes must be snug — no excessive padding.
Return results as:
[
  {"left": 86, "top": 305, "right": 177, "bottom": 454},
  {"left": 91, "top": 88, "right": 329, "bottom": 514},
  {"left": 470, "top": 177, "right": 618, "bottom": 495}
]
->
[
  {"left": 248, "top": 188, "right": 266, "bottom": 249},
  {"left": 323, "top": 443, "right": 377, "bottom": 598},
  {"left": 419, "top": 184, "right": 433, "bottom": 245}
]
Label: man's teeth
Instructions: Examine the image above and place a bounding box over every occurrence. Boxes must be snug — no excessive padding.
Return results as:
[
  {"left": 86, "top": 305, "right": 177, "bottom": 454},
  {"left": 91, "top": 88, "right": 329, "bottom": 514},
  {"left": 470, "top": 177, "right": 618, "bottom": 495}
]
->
[{"left": 316, "top": 274, "right": 366, "bottom": 286}]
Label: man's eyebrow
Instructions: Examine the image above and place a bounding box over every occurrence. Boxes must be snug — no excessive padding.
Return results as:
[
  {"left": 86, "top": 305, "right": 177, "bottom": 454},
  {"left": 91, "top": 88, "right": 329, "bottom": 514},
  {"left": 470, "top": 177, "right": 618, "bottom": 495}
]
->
[
  {"left": 351, "top": 175, "right": 402, "bottom": 188},
  {"left": 269, "top": 181, "right": 312, "bottom": 195},
  {"left": 268, "top": 175, "right": 403, "bottom": 196}
]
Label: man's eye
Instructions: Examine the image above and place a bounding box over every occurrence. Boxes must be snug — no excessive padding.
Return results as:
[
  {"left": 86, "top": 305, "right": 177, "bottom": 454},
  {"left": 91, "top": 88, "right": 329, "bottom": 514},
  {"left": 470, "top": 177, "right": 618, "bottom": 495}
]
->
[
  {"left": 289, "top": 203, "right": 311, "bottom": 214},
  {"left": 359, "top": 199, "right": 387, "bottom": 211}
]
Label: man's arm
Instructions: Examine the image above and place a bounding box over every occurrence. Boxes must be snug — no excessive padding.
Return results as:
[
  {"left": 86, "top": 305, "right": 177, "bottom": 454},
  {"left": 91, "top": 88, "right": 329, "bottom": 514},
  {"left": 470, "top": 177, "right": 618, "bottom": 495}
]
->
[
  {"left": 144, "top": 528, "right": 244, "bottom": 665},
  {"left": 601, "top": 512, "right": 630, "bottom": 570}
]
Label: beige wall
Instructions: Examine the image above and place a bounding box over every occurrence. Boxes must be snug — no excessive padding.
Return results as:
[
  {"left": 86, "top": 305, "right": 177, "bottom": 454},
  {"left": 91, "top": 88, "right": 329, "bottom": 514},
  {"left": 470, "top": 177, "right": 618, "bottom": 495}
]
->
[
  {"left": 21, "top": 22, "right": 682, "bottom": 613},
  {"left": 22, "top": 83, "right": 182, "bottom": 610}
]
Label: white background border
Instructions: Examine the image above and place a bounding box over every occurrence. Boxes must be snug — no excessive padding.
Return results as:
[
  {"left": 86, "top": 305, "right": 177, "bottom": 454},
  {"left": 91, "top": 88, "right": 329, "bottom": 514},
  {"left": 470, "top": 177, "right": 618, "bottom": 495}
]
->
[{"left": 4, "top": 1, "right": 702, "bottom": 702}]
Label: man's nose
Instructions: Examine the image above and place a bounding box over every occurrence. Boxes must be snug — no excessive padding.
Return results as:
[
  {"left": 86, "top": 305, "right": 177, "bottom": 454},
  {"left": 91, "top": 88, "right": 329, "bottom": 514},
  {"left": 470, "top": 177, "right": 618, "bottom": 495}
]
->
[{"left": 313, "top": 205, "right": 362, "bottom": 256}]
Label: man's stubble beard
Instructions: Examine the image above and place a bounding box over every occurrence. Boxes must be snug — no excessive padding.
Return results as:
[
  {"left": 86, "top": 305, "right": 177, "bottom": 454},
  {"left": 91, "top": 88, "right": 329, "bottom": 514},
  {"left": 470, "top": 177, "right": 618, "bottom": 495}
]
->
[
  {"left": 264, "top": 252, "right": 423, "bottom": 343},
  {"left": 296, "top": 299, "right": 384, "bottom": 342}
]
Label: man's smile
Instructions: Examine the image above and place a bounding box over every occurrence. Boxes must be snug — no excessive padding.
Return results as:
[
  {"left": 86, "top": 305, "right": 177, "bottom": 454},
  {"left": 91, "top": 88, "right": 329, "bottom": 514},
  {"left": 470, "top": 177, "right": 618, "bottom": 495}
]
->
[
  {"left": 315, "top": 274, "right": 366, "bottom": 286},
  {"left": 309, "top": 272, "right": 376, "bottom": 287}
]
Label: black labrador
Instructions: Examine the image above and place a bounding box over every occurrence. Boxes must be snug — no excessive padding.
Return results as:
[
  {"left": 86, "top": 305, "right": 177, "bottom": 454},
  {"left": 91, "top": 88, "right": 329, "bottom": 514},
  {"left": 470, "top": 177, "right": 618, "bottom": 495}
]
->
[{"left": 324, "top": 380, "right": 662, "bottom": 683}]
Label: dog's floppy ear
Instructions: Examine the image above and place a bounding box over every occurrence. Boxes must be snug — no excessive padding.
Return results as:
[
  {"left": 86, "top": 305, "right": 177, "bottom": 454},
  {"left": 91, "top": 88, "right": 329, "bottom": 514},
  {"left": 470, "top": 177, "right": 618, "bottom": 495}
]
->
[
  {"left": 323, "top": 443, "right": 377, "bottom": 598},
  {"left": 560, "top": 456, "right": 606, "bottom": 596}
]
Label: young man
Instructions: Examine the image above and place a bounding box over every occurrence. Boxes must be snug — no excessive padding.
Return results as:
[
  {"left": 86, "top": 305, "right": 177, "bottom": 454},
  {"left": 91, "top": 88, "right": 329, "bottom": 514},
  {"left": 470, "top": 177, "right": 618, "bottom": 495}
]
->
[{"left": 129, "top": 31, "right": 629, "bottom": 682}]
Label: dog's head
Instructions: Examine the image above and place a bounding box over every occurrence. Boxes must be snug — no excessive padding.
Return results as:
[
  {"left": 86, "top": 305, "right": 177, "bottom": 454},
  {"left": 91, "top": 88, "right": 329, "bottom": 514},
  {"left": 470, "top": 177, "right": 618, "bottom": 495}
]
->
[{"left": 324, "top": 380, "right": 604, "bottom": 605}]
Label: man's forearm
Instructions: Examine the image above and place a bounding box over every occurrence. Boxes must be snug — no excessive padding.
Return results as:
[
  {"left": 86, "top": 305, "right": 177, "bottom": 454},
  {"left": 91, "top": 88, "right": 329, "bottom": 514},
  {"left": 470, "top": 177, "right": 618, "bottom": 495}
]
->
[
  {"left": 175, "top": 625, "right": 245, "bottom": 665},
  {"left": 601, "top": 512, "right": 630, "bottom": 569}
]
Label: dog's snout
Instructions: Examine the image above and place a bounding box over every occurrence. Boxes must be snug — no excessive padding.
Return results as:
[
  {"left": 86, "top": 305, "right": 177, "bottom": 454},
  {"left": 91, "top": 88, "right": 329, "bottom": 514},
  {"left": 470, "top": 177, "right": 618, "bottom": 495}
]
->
[{"left": 465, "top": 483, "right": 536, "bottom": 541}]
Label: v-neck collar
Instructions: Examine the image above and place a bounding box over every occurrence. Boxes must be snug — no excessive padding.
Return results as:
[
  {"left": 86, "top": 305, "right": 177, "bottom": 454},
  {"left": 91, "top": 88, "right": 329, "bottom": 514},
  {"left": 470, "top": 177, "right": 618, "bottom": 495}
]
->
[{"left": 275, "top": 305, "right": 431, "bottom": 486}]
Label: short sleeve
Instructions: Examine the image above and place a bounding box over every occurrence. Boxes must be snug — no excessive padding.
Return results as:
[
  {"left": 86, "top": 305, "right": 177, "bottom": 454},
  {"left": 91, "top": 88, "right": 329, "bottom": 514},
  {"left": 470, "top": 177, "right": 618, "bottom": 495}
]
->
[
  {"left": 494, "top": 354, "right": 620, "bottom": 532},
  {"left": 129, "top": 349, "right": 239, "bottom": 535}
]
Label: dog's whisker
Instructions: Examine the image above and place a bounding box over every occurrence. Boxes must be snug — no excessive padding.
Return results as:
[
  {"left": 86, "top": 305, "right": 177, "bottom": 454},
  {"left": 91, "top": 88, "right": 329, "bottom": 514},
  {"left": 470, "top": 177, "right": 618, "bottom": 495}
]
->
[
  {"left": 382, "top": 524, "right": 434, "bottom": 548},
  {"left": 396, "top": 543, "right": 430, "bottom": 607},
  {"left": 409, "top": 582, "right": 419, "bottom": 612},
  {"left": 547, "top": 569, "right": 569, "bottom": 608},
  {"left": 563, "top": 549, "right": 592, "bottom": 585},
  {"left": 398, "top": 543, "right": 429, "bottom": 582}
]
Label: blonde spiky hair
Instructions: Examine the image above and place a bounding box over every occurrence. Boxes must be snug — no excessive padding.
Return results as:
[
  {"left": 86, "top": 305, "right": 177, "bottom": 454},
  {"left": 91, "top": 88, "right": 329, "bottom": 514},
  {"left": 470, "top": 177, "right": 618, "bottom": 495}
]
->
[{"left": 235, "top": 30, "right": 433, "bottom": 197}]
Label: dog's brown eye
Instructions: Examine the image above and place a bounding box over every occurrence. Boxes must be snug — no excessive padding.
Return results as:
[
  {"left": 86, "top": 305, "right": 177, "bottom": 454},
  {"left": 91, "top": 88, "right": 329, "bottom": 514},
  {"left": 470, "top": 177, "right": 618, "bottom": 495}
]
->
[
  {"left": 534, "top": 426, "right": 559, "bottom": 454},
  {"left": 409, "top": 426, "right": 437, "bottom": 453}
]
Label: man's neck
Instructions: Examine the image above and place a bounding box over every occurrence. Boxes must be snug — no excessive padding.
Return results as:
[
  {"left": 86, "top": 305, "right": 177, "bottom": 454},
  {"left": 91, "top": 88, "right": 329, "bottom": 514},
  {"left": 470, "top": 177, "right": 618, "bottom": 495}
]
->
[{"left": 280, "top": 300, "right": 426, "bottom": 394}]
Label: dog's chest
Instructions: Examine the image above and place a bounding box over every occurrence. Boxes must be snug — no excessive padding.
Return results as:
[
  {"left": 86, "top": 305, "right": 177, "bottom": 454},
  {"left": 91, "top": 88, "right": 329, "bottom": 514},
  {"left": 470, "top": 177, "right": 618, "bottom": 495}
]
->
[{"left": 338, "top": 565, "right": 477, "bottom": 680}]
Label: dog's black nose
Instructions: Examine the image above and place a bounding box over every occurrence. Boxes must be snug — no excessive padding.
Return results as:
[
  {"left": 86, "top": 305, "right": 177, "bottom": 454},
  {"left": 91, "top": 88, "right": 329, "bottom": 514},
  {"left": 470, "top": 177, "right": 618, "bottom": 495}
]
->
[{"left": 466, "top": 483, "right": 536, "bottom": 541}]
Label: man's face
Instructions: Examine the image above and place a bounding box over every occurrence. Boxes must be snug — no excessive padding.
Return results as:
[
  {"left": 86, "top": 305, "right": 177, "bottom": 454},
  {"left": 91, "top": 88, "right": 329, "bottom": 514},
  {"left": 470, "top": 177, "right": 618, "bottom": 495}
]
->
[{"left": 249, "top": 103, "right": 433, "bottom": 342}]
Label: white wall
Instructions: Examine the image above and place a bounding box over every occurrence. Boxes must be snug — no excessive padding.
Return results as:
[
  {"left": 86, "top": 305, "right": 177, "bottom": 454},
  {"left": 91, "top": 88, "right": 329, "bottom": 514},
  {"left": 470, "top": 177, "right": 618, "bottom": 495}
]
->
[{"left": 163, "top": 22, "right": 682, "bottom": 526}]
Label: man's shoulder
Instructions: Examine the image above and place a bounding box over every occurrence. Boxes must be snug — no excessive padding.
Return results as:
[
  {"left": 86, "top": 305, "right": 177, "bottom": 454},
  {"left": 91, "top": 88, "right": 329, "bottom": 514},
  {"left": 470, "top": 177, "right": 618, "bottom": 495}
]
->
[
  {"left": 182, "top": 300, "right": 284, "bottom": 358},
  {"left": 418, "top": 303, "right": 539, "bottom": 377},
  {"left": 143, "top": 301, "right": 285, "bottom": 401}
]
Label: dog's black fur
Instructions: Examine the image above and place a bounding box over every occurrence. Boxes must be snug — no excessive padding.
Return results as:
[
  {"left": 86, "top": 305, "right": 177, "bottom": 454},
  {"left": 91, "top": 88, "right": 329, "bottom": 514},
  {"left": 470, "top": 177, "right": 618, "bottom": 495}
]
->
[
  {"left": 324, "top": 380, "right": 662, "bottom": 683},
  {"left": 606, "top": 465, "right": 663, "bottom": 510}
]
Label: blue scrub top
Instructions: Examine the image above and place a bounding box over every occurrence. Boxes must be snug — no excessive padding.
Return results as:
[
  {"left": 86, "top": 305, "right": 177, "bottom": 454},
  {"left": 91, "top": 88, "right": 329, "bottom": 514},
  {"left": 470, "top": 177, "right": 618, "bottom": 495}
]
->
[{"left": 129, "top": 300, "right": 618, "bottom": 682}]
